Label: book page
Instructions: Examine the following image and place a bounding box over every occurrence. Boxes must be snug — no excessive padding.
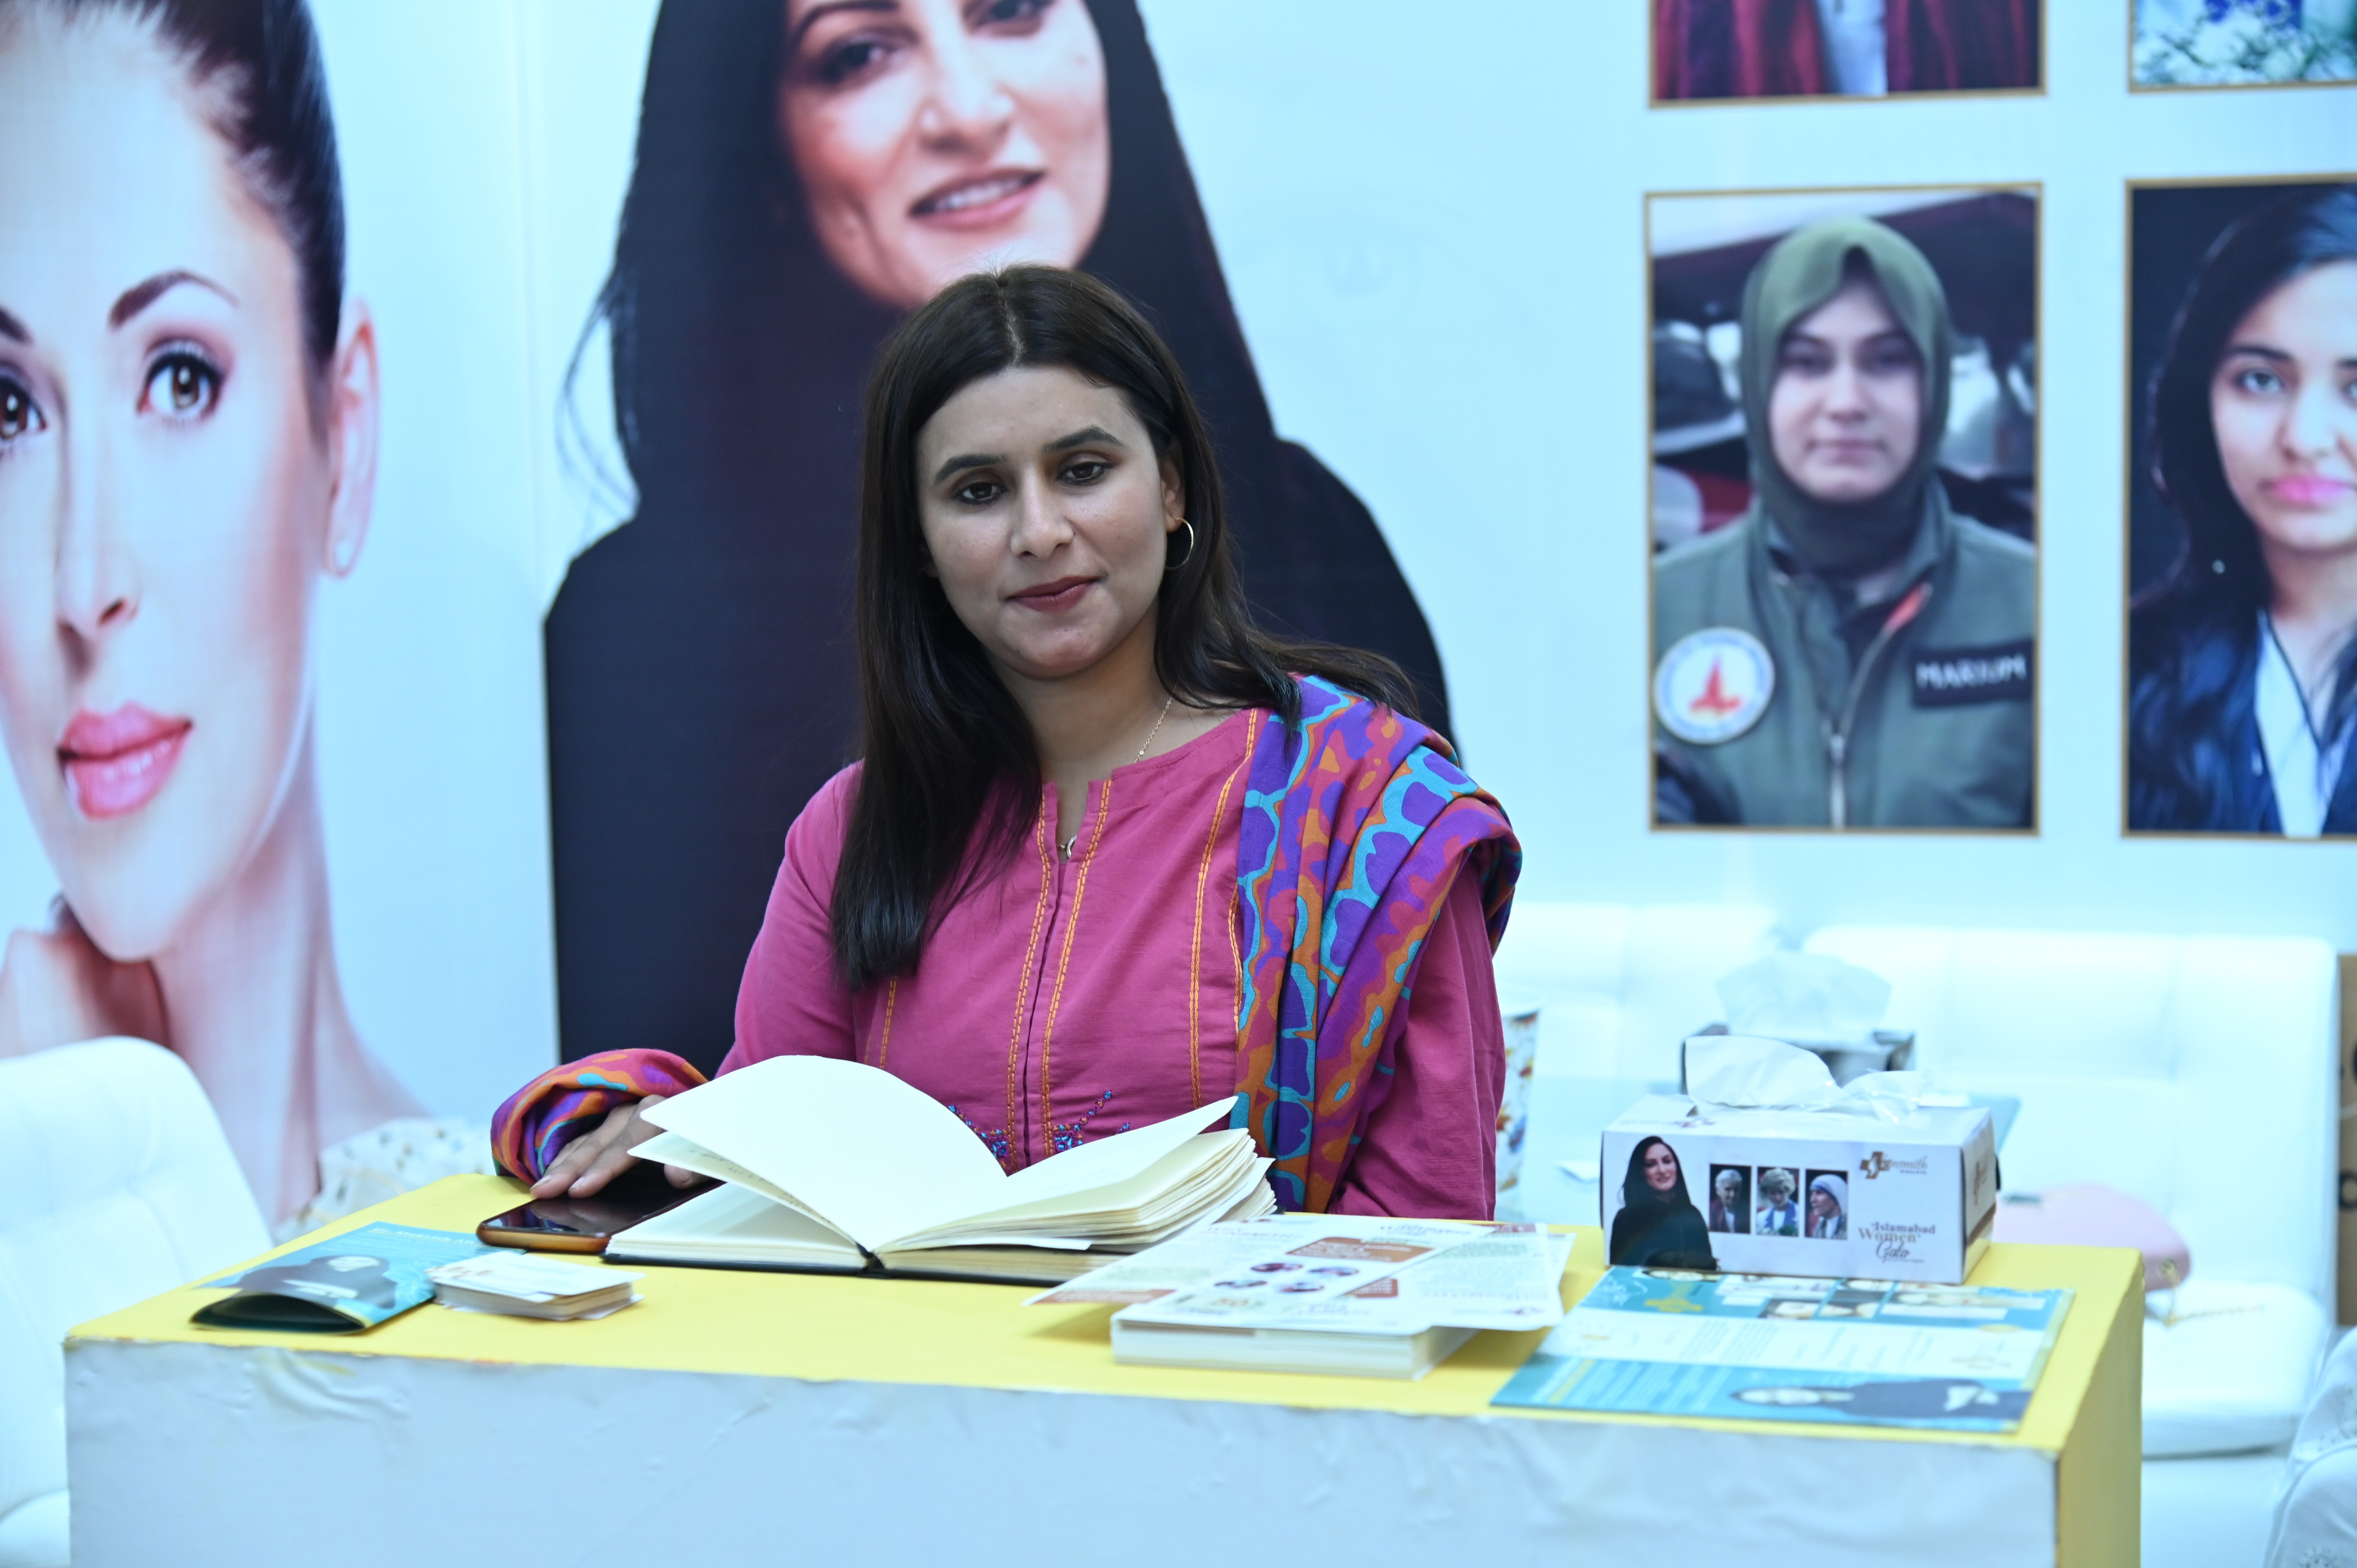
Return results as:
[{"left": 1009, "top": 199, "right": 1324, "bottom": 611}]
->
[
  {"left": 901, "top": 1119, "right": 1246, "bottom": 1245},
  {"left": 640, "top": 1057, "right": 1009, "bottom": 1248},
  {"left": 611, "top": 1181, "right": 867, "bottom": 1263}
]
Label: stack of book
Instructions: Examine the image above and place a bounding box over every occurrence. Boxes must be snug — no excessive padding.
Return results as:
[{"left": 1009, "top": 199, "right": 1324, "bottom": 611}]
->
[{"left": 1034, "top": 1215, "right": 1570, "bottom": 1379}]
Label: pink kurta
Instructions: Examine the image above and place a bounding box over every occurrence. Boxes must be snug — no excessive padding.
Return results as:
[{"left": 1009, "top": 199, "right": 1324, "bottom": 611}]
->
[{"left": 725, "top": 710, "right": 1506, "bottom": 1219}]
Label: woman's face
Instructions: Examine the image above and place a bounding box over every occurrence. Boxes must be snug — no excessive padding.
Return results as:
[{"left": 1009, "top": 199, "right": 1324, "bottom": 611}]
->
[
  {"left": 781, "top": 0, "right": 1111, "bottom": 311},
  {"left": 0, "top": 16, "right": 373, "bottom": 961},
  {"left": 2211, "top": 260, "right": 2357, "bottom": 563},
  {"left": 915, "top": 363, "right": 1181, "bottom": 687},
  {"left": 1768, "top": 278, "right": 1925, "bottom": 506},
  {"left": 1810, "top": 1187, "right": 1838, "bottom": 1219},
  {"left": 1643, "top": 1142, "right": 1680, "bottom": 1193}
]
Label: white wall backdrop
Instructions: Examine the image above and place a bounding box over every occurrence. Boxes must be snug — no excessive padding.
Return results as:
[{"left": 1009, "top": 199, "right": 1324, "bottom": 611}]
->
[
  {"left": 9, "top": 0, "right": 2325, "bottom": 1126},
  {"left": 1141, "top": 0, "right": 2357, "bottom": 948}
]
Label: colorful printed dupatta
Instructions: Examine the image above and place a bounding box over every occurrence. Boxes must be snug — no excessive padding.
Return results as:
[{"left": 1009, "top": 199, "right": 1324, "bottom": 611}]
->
[
  {"left": 1234, "top": 676, "right": 1520, "bottom": 1213},
  {"left": 489, "top": 1049, "right": 707, "bottom": 1182}
]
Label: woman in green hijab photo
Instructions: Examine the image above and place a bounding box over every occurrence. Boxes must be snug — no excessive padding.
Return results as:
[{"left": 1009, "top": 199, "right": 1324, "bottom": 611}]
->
[{"left": 1648, "top": 200, "right": 2038, "bottom": 830}]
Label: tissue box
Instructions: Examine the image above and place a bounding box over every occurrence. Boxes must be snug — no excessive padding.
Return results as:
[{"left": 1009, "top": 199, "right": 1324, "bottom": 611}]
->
[{"left": 1600, "top": 1094, "right": 1998, "bottom": 1284}]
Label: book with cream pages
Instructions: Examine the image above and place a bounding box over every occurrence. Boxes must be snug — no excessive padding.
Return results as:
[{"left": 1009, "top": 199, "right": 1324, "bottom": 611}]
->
[{"left": 605, "top": 1057, "right": 1274, "bottom": 1284}]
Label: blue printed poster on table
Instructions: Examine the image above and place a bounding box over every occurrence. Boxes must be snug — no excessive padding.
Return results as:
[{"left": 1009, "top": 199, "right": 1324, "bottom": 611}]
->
[{"left": 1491, "top": 1268, "right": 2072, "bottom": 1432}]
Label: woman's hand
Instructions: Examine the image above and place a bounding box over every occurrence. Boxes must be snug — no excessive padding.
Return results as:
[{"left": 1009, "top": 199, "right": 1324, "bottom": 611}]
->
[
  {"left": 528, "top": 1094, "right": 699, "bottom": 1199},
  {"left": 0, "top": 911, "right": 167, "bottom": 1059}
]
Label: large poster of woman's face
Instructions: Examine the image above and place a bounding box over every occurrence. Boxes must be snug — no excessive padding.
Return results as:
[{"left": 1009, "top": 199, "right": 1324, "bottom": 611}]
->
[
  {"left": 544, "top": 0, "right": 1452, "bottom": 1073},
  {"left": 0, "top": 0, "right": 553, "bottom": 1231},
  {"left": 1652, "top": 0, "right": 2042, "bottom": 102},
  {"left": 1649, "top": 186, "right": 2040, "bottom": 832},
  {"left": 2126, "top": 178, "right": 2357, "bottom": 837},
  {"left": 2133, "top": 0, "right": 2357, "bottom": 88}
]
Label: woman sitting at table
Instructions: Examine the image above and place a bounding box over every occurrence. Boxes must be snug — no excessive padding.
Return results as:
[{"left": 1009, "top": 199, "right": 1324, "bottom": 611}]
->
[{"left": 491, "top": 266, "right": 1519, "bottom": 1219}]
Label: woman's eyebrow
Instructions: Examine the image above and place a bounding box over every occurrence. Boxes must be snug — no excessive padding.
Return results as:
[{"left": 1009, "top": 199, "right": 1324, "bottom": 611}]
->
[
  {"left": 1044, "top": 424, "right": 1124, "bottom": 453},
  {"left": 0, "top": 306, "right": 28, "bottom": 344},
  {"left": 2221, "top": 342, "right": 2292, "bottom": 362},
  {"left": 932, "top": 450, "right": 1004, "bottom": 483},
  {"left": 789, "top": 0, "right": 898, "bottom": 53},
  {"left": 109, "top": 269, "right": 236, "bottom": 329}
]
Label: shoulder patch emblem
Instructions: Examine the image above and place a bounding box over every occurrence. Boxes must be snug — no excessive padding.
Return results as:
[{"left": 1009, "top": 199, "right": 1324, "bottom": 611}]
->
[{"left": 1654, "top": 627, "right": 1775, "bottom": 745}]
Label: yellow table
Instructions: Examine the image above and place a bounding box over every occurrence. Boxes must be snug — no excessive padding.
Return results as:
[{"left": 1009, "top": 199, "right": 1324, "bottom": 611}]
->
[{"left": 68, "top": 1176, "right": 2140, "bottom": 1567}]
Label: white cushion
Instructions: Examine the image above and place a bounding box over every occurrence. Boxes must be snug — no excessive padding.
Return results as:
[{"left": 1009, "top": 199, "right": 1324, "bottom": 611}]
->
[
  {"left": 2143, "top": 1281, "right": 2328, "bottom": 1457},
  {"left": 1494, "top": 902, "right": 1779, "bottom": 1080},
  {"left": 0, "top": 1490, "right": 66, "bottom": 1568},
  {"left": 2264, "top": 1325, "right": 2357, "bottom": 1566},
  {"left": 0, "top": 1039, "right": 269, "bottom": 1529}
]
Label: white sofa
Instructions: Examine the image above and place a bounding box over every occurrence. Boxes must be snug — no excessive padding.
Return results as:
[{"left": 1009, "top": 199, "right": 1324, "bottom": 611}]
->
[
  {"left": 1493, "top": 901, "right": 1781, "bottom": 1081},
  {"left": 1804, "top": 927, "right": 2339, "bottom": 1568},
  {"left": 0, "top": 1038, "right": 270, "bottom": 1568}
]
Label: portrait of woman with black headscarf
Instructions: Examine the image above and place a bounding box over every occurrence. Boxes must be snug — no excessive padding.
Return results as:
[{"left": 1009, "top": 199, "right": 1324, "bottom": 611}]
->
[
  {"left": 1609, "top": 1136, "right": 1719, "bottom": 1269},
  {"left": 545, "top": 0, "right": 1451, "bottom": 1069},
  {"left": 1650, "top": 193, "right": 2038, "bottom": 831}
]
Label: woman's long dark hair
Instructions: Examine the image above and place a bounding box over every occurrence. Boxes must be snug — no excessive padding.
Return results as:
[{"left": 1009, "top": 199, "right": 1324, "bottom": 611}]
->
[
  {"left": 1618, "top": 1136, "right": 1696, "bottom": 1219},
  {"left": 832, "top": 267, "right": 1408, "bottom": 988},
  {"left": 2130, "top": 187, "right": 2357, "bottom": 826},
  {"left": 545, "top": 0, "right": 1448, "bottom": 1068},
  {"left": 27, "top": 0, "right": 345, "bottom": 386}
]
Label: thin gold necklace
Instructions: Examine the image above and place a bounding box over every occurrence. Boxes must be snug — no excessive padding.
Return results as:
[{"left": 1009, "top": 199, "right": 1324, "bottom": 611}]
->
[{"left": 1061, "top": 694, "right": 1174, "bottom": 859}]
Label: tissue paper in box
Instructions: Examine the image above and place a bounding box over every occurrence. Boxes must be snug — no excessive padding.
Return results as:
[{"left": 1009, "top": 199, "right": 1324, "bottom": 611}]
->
[{"left": 1601, "top": 1039, "right": 1997, "bottom": 1284}]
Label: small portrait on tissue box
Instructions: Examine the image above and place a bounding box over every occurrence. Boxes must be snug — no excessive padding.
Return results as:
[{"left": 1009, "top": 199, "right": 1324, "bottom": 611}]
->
[
  {"left": 1754, "top": 1166, "right": 1804, "bottom": 1237},
  {"left": 1608, "top": 1136, "right": 1720, "bottom": 1270},
  {"left": 1806, "top": 1171, "right": 1851, "bottom": 1240},
  {"left": 1708, "top": 1165, "right": 1752, "bottom": 1233}
]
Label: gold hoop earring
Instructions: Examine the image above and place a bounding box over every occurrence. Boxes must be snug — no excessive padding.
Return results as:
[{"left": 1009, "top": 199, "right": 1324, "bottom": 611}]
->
[{"left": 1165, "top": 518, "right": 1197, "bottom": 572}]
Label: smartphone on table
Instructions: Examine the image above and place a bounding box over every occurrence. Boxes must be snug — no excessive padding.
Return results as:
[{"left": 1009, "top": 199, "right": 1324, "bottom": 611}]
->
[{"left": 478, "top": 1161, "right": 712, "bottom": 1253}]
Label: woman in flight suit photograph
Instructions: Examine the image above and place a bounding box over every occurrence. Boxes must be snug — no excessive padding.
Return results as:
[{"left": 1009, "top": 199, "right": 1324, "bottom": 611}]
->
[
  {"left": 0, "top": 0, "right": 424, "bottom": 1228},
  {"left": 1650, "top": 194, "right": 2038, "bottom": 831},
  {"left": 2127, "top": 182, "right": 2357, "bottom": 836},
  {"left": 546, "top": 0, "right": 1451, "bottom": 1073}
]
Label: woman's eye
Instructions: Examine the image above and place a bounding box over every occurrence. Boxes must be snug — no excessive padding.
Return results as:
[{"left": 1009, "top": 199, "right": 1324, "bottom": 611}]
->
[
  {"left": 2232, "top": 366, "right": 2285, "bottom": 396},
  {"left": 813, "top": 33, "right": 898, "bottom": 87},
  {"left": 0, "top": 377, "right": 43, "bottom": 443},
  {"left": 141, "top": 351, "right": 221, "bottom": 419},
  {"left": 953, "top": 479, "right": 1004, "bottom": 506},
  {"left": 1864, "top": 343, "right": 1921, "bottom": 376},
  {"left": 1777, "top": 345, "right": 1831, "bottom": 376},
  {"left": 1060, "top": 459, "right": 1108, "bottom": 485},
  {"left": 970, "top": 0, "right": 1051, "bottom": 33}
]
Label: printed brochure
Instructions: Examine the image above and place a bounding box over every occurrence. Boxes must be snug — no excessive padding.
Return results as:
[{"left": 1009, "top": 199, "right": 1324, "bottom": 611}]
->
[
  {"left": 1491, "top": 1267, "right": 2071, "bottom": 1432},
  {"left": 193, "top": 1222, "right": 491, "bottom": 1333}
]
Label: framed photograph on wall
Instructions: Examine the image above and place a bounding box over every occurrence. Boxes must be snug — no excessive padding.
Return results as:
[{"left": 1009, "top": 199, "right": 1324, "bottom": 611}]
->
[
  {"left": 1647, "top": 184, "right": 2041, "bottom": 832},
  {"left": 1652, "top": 0, "right": 2043, "bottom": 104},
  {"left": 2124, "top": 176, "right": 2357, "bottom": 837},
  {"left": 2131, "top": 1, "right": 2357, "bottom": 89}
]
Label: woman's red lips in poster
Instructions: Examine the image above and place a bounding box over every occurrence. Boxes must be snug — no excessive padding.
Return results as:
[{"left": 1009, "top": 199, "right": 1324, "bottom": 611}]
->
[
  {"left": 910, "top": 168, "right": 1043, "bottom": 228},
  {"left": 2265, "top": 474, "right": 2355, "bottom": 507},
  {"left": 1009, "top": 574, "right": 1093, "bottom": 612},
  {"left": 60, "top": 705, "right": 192, "bottom": 819}
]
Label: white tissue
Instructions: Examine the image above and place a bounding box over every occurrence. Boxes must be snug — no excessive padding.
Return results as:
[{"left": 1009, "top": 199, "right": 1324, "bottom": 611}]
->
[
  {"left": 1682, "top": 1035, "right": 1932, "bottom": 1125},
  {"left": 1714, "top": 952, "right": 1891, "bottom": 1047}
]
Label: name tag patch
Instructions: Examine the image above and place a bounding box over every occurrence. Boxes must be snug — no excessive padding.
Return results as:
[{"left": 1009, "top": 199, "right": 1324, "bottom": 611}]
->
[{"left": 1911, "top": 639, "right": 2032, "bottom": 707}]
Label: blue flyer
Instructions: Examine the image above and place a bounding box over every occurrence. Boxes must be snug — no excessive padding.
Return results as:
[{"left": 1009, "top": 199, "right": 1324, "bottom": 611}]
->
[
  {"left": 193, "top": 1222, "right": 491, "bottom": 1333},
  {"left": 1491, "top": 1267, "right": 2072, "bottom": 1432}
]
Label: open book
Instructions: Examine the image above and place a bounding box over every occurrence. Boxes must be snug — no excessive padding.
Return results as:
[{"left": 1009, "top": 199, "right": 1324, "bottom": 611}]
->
[{"left": 606, "top": 1057, "right": 1275, "bottom": 1284}]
